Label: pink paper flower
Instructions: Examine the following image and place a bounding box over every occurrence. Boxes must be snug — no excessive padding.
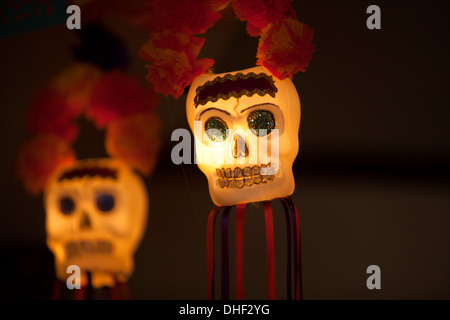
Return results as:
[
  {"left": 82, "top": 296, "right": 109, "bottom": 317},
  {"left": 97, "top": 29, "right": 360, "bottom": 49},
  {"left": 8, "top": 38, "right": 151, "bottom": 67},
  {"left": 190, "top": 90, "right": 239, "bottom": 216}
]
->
[
  {"left": 16, "top": 134, "right": 76, "bottom": 195},
  {"left": 257, "top": 18, "right": 315, "bottom": 79},
  {"left": 105, "top": 113, "right": 162, "bottom": 176},
  {"left": 86, "top": 70, "right": 159, "bottom": 128},
  {"left": 139, "top": 31, "right": 214, "bottom": 98},
  {"left": 232, "top": 0, "right": 296, "bottom": 36}
]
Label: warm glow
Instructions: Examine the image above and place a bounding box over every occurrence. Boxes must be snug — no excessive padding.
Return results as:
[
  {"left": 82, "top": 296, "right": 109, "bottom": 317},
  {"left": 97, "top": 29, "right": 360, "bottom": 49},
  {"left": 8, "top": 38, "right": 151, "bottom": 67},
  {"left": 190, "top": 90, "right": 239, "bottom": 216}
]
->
[
  {"left": 44, "top": 158, "right": 148, "bottom": 288},
  {"left": 186, "top": 66, "right": 301, "bottom": 206}
]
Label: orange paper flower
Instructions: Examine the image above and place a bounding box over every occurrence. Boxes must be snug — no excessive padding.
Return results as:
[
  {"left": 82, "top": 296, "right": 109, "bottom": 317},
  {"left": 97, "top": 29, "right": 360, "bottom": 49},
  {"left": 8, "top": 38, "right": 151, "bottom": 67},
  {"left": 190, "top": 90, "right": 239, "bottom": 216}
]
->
[
  {"left": 257, "top": 18, "right": 315, "bottom": 79},
  {"left": 139, "top": 31, "right": 214, "bottom": 98},
  {"left": 49, "top": 63, "right": 103, "bottom": 114},
  {"left": 210, "top": 0, "right": 232, "bottom": 12},
  {"left": 232, "top": 0, "right": 296, "bottom": 36},
  {"left": 105, "top": 113, "right": 161, "bottom": 176},
  {"left": 16, "top": 134, "right": 76, "bottom": 196},
  {"left": 86, "top": 70, "right": 159, "bottom": 128}
]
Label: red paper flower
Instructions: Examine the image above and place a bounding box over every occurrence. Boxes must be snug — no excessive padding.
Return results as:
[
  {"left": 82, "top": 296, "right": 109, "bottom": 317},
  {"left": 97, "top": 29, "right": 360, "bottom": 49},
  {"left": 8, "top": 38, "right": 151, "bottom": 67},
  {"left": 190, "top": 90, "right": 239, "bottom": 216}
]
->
[
  {"left": 105, "top": 113, "right": 161, "bottom": 176},
  {"left": 149, "top": 0, "right": 222, "bottom": 35},
  {"left": 139, "top": 31, "right": 214, "bottom": 99},
  {"left": 257, "top": 18, "right": 315, "bottom": 80},
  {"left": 25, "top": 89, "right": 80, "bottom": 142},
  {"left": 232, "top": 0, "right": 296, "bottom": 36},
  {"left": 72, "top": 0, "right": 154, "bottom": 31},
  {"left": 86, "top": 70, "right": 159, "bottom": 128},
  {"left": 16, "top": 134, "right": 76, "bottom": 195}
]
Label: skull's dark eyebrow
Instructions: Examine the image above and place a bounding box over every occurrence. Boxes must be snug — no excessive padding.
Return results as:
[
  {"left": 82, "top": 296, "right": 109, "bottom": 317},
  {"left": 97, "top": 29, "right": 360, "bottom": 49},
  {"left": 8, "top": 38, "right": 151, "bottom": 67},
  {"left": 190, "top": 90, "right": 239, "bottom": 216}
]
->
[
  {"left": 194, "top": 72, "right": 277, "bottom": 108},
  {"left": 58, "top": 167, "right": 118, "bottom": 181},
  {"left": 240, "top": 103, "right": 280, "bottom": 113},
  {"left": 198, "top": 107, "right": 231, "bottom": 118}
]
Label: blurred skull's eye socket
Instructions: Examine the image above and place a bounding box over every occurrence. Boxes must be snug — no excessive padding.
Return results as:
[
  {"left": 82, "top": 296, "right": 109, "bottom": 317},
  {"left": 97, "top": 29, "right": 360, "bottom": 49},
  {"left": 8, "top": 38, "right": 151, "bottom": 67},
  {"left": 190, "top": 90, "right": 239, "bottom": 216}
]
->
[
  {"left": 205, "top": 117, "right": 228, "bottom": 142},
  {"left": 59, "top": 196, "right": 76, "bottom": 215},
  {"left": 247, "top": 110, "right": 275, "bottom": 137},
  {"left": 96, "top": 194, "right": 115, "bottom": 213}
]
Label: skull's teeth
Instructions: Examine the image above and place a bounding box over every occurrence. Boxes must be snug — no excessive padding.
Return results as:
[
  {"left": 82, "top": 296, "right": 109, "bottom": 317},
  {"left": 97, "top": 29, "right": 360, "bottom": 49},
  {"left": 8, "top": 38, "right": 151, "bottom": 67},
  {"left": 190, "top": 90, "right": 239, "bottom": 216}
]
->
[
  {"left": 227, "top": 178, "right": 236, "bottom": 188},
  {"left": 216, "top": 163, "right": 275, "bottom": 189},
  {"left": 252, "top": 166, "right": 261, "bottom": 176},
  {"left": 261, "top": 174, "right": 268, "bottom": 183},
  {"left": 219, "top": 178, "right": 227, "bottom": 188},
  {"left": 243, "top": 167, "right": 252, "bottom": 177},
  {"left": 235, "top": 178, "right": 244, "bottom": 188}
]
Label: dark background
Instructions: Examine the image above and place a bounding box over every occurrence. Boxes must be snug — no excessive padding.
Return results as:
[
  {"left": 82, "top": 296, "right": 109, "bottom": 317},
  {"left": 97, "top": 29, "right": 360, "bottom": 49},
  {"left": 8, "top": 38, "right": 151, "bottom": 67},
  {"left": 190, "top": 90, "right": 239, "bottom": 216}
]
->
[{"left": 0, "top": 0, "right": 449, "bottom": 299}]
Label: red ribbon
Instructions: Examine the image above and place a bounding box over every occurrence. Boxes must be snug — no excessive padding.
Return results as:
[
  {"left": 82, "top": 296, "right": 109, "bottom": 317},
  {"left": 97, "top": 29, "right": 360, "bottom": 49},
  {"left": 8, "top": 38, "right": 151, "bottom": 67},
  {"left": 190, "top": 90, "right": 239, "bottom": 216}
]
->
[
  {"left": 235, "top": 203, "right": 246, "bottom": 300},
  {"left": 52, "top": 280, "right": 61, "bottom": 300},
  {"left": 291, "top": 198, "right": 301, "bottom": 299},
  {"left": 263, "top": 200, "right": 276, "bottom": 300},
  {"left": 207, "top": 206, "right": 220, "bottom": 300}
]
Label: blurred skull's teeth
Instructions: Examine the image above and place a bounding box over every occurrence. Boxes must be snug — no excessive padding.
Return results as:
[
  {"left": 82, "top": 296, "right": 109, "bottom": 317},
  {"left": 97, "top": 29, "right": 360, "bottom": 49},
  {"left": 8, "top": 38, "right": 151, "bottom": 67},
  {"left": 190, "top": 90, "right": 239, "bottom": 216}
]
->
[
  {"left": 219, "top": 178, "right": 227, "bottom": 188},
  {"left": 216, "top": 169, "right": 222, "bottom": 177},
  {"left": 225, "top": 168, "right": 232, "bottom": 178},
  {"left": 268, "top": 175, "right": 275, "bottom": 181},
  {"left": 221, "top": 168, "right": 226, "bottom": 177},
  {"left": 227, "top": 178, "right": 236, "bottom": 188},
  {"left": 243, "top": 167, "right": 252, "bottom": 177},
  {"left": 244, "top": 177, "right": 253, "bottom": 186},
  {"left": 65, "top": 240, "right": 113, "bottom": 258},
  {"left": 235, "top": 178, "right": 244, "bottom": 188},
  {"left": 234, "top": 167, "right": 242, "bottom": 178},
  {"left": 261, "top": 175, "right": 268, "bottom": 183}
]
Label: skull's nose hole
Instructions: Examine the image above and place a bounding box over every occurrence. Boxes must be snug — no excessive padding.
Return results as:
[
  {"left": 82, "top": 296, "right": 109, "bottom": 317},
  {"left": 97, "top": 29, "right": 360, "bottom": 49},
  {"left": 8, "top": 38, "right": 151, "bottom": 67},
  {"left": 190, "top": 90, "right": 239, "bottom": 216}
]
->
[
  {"left": 233, "top": 135, "right": 249, "bottom": 158},
  {"left": 80, "top": 212, "right": 91, "bottom": 230}
]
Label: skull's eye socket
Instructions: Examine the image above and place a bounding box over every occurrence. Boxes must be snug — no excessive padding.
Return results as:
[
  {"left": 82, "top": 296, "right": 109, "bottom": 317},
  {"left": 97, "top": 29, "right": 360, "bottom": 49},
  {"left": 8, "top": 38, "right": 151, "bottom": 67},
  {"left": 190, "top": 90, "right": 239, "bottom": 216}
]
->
[
  {"left": 96, "top": 194, "right": 115, "bottom": 213},
  {"left": 59, "top": 196, "right": 75, "bottom": 215},
  {"left": 247, "top": 110, "right": 275, "bottom": 137},
  {"left": 205, "top": 117, "right": 228, "bottom": 142}
]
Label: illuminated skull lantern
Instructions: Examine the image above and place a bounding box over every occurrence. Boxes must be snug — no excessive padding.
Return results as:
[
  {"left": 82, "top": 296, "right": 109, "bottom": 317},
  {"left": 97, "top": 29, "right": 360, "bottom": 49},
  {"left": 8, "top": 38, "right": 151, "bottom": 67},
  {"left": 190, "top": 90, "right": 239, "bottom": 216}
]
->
[
  {"left": 44, "top": 158, "right": 148, "bottom": 288},
  {"left": 186, "top": 66, "right": 301, "bottom": 206}
]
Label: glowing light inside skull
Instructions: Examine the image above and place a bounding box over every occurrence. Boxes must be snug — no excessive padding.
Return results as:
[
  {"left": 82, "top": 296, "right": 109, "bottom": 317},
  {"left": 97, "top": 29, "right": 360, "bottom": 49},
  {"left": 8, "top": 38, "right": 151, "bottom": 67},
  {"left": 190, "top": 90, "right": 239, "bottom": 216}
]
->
[
  {"left": 186, "top": 66, "right": 301, "bottom": 206},
  {"left": 44, "top": 158, "right": 148, "bottom": 288}
]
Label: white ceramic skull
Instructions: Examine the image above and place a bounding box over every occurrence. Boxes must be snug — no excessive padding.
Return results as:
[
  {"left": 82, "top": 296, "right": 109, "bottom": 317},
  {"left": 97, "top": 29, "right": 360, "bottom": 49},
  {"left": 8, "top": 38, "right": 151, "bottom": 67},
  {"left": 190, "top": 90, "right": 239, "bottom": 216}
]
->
[
  {"left": 186, "top": 66, "right": 300, "bottom": 206},
  {"left": 44, "top": 158, "right": 148, "bottom": 288}
]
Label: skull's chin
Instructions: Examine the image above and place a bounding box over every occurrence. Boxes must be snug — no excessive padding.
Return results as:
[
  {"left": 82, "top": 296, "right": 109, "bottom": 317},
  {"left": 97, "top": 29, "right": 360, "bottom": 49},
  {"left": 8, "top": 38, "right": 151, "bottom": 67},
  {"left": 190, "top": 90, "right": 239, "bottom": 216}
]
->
[{"left": 206, "top": 164, "right": 295, "bottom": 206}]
